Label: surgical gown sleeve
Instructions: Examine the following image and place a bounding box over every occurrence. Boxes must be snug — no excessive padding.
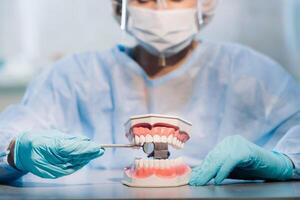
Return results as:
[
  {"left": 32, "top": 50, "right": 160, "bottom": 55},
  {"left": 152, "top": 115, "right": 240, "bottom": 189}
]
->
[
  {"left": 230, "top": 44, "right": 300, "bottom": 179},
  {"left": 274, "top": 115, "right": 300, "bottom": 179},
  {"left": 0, "top": 54, "right": 98, "bottom": 182}
]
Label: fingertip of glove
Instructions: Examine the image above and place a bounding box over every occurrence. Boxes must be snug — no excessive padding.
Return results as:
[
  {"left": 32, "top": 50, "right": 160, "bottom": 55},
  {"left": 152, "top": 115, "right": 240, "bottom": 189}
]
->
[
  {"left": 189, "top": 178, "right": 206, "bottom": 186},
  {"left": 96, "top": 148, "right": 105, "bottom": 157},
  {"left": 189, "top": 172, "right": 207, "bottom": 186},
  {"left": 188, "top": 177, "right": 198, "bottom": 186},
  {"left": 100, "top": 148, "right": 105, "bottom": 155},
  {"left": 188, "top": 181, "right": 197, "bottom": 186}
]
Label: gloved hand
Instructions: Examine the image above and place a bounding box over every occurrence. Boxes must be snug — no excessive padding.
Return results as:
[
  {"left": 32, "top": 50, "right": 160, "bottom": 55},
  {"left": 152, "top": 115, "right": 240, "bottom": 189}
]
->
[
  {"left": 13, "top": 130, "right": 105, "bottom": 179},
  {"left": 189, "top": 135, "right": 294, "bottom": 186}
]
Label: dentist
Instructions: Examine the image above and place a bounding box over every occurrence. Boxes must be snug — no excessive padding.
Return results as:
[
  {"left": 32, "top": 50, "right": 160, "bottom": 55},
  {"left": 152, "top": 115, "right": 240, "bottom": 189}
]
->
[{"left": 0, "top": 0, "right": 299, "bottom": 185}]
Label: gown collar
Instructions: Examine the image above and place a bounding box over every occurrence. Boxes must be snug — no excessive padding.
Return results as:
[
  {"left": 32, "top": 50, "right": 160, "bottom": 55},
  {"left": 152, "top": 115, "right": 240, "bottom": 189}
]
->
[{"left": 113, "top": 40, "right": 209, "bottom": 87}]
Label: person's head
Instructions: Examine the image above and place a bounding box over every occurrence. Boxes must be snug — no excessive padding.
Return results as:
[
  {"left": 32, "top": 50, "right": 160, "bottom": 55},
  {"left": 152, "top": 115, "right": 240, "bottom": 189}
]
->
[
  {"left": 112, "top": 0, "right": 219, "bottom": 59},
  {"left": 112, "top": 0, "right": 219, "bottom": 28}
]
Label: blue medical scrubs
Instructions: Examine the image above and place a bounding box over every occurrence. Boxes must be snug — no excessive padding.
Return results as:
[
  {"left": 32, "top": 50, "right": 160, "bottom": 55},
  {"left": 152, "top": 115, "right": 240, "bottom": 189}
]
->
[{"left": 1, "top": 41, "right": 300, "bottom": 181}]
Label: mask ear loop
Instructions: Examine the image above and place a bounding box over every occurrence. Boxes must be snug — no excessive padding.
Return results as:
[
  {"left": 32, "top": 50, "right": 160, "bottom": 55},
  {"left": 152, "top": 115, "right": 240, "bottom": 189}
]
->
[
  {"left": 120, "top": 0, "right": 130, "bottom": 46},
  {"left": 197, "top": 0, "right": 204, "bottom": 30},
  {"left": 120, "top": 0, "right": 127, "bottom": 31},
  {"left": 120, "top": 0, "right": 129, "bottom": 46},
  {"left": 156, "top": 0, "right": 167, "bottom": 66}
]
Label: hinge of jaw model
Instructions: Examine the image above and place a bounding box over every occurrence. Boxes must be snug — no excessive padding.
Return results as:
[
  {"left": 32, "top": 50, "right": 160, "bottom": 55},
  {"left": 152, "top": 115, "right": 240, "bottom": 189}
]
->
[
  {"left": 148, "top": 143, "right": 170, "bottom": 159},
  {"left": 123, "top": 114, "right": 192, "bottom": 188}
]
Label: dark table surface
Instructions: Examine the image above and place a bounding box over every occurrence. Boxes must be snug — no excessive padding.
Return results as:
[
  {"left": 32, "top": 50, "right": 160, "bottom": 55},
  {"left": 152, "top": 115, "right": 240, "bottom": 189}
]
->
[{"left": 0, "top": 169, "right": 299, "bottom": 199}]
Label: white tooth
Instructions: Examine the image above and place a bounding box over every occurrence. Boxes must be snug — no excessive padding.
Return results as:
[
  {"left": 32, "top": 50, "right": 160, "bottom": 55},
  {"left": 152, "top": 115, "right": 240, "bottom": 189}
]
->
[
  {"left": 144, "top": 160, "right": 149, "bottom": 168},
  {"left": 145, "top": 134, "right": 153, "bottom": 143},
  {"left": 135, "top": 160, "right": 140, "bottom": 168},
  {"left": 172, "top": 137, "right": 177, "bottom": 147},
  {"left": 176, "top": 140, "right": 181, "bottom": 148},
  {"left": 139, "top": 159, "right": 144, "bottom": 168},
  {"left": 163, "top": 160, "right": 168, "bottom": 169},
  {"left": 177, "top": 141, "right": 182, "bottom": 149},
  {"left": 175, "top": 158, "right": 180, "bottom": 166},
  {"left": 175, "top": 158, "right": 178, "bottom": 164},
  {"left": 159, "top": 160, "right": 165, "bottom": 169},
  {"left": 170, "top": 159, "right": 174, "bottom": 166},
  {"left": 177, "top": 157, "right": 184, "bottom": 165},
  {"left": 154, "top": 160, "right": 160, "bottom": 168},
  {"left": 166, "top": 160, "right": 171, "bottom": 168},
  {"left": 140, "top": 135, "right": 145, "bottom": 144},
  {"left": 167, "top": 135, "right": 173, "bottom": 144},
  {"left": 180, "top": 142, "right": 184, "bottom": 149},
  {"left": 161, "top": 136, "right": 167, "bottom": 143},
  {"left": 171, "top": 159, "right": 176, "bottom": 166},
  {"left": 157, "top": 136, "right": 162, "bottom": 143},
  {"left": 153, "top": 135, "right": 160, "bottom": 143},
  {"left": 173, "top": 139, "right": 180, "bottom": 149},
  {"left": 135, "top": 136, "right": 140, "bottom": 144},
  {"left": 149, "top": 160, "right": 154, "bottom": 168}
]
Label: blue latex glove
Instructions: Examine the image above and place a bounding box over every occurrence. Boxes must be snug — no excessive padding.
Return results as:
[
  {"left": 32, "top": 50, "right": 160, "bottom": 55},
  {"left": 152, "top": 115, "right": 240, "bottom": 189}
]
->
[
  {"left": 14, "top": 130, "right": 105, "bottom": 179},
  {"left": 189, "top": 135, "right": 294, "bottom": 186}
]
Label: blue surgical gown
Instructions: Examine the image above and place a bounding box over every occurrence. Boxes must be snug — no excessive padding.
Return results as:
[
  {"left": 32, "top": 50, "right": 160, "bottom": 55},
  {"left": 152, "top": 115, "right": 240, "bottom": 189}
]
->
[{"left": 1, "top": 41, "right": 300, "bottom": 181}]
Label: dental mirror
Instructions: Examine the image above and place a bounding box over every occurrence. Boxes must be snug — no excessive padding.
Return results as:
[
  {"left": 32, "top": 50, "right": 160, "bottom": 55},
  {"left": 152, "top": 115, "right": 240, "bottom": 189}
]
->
[{"left": 142, "top": 142, "right": 155, "bottom": 154}]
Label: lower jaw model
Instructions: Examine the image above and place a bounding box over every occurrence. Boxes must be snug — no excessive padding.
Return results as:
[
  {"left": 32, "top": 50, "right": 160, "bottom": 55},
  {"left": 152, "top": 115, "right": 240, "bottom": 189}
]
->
[{"left": 122, "top": 114, "right": 192, "bottom": 188}]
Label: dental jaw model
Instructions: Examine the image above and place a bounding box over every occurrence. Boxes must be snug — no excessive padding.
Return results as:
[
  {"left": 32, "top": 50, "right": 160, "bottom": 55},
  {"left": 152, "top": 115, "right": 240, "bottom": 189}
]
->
[{"left": 123, "top": 114, "right": 192, "bottom": 187}]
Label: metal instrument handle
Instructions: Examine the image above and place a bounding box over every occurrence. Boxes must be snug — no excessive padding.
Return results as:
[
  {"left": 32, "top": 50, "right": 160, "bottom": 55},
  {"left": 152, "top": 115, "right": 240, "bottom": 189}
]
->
[{"left": 100, "top": 144, "right": 141, "bottom": 148}]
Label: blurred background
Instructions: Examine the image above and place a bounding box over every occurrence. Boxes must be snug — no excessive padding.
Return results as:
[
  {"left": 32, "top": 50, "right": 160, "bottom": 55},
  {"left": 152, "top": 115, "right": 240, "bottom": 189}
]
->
[{"left": 0, "top": 0, "right": 299, "bottom": 111}]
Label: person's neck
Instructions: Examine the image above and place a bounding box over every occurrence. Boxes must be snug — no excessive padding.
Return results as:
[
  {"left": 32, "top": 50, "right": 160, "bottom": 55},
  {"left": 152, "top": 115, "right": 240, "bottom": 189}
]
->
[{"left": 133, "top": 41, "right": 198, "bottom": 79}]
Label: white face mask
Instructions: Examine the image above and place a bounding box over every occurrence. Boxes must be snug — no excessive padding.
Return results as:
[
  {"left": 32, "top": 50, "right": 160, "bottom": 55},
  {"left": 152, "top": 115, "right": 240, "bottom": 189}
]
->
[{"left": 127, "top": 7, "right": 199, "bottom": 58}]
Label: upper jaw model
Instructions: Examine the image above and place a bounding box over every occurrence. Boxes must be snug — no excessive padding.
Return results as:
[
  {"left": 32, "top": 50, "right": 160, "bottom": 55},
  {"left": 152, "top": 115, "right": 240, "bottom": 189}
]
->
[{"left": 123, "top": 114, "right": 192, "bottom": 188}]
